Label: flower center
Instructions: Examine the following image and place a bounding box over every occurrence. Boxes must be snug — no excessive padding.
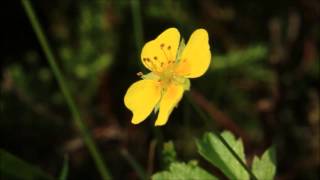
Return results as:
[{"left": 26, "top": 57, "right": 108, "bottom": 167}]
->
[
  {"left": 141, "top": 42, "right": 189, "bottom": 92},
  {"left": 159, "top": 68, "right": 174, "bottom": 89}
]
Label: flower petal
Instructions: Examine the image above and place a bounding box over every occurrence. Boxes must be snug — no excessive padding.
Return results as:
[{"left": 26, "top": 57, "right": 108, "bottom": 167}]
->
[
  {"left": 174, "top": 29, "right": 211, "bottom": 78},
  {"left": 124, "top": 79, "right": 161, "bottom": 124},
  {"left": 155, "top": 83, "right": 184, "bottom": 126},
  {"left": 141, "top": 28, "right": 180, "bottom": 73}
]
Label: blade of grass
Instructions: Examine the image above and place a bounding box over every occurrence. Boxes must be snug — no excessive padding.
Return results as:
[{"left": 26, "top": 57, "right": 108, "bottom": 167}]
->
[
  {"left": 130, "top": 0, "right": 145, "bottom": 70},
  {"left": 20, "top": 0, "right": 112, "bottom": 179},
  {"left": 0, "top": 149, "right": 54, "bottom": 180},
  {"left": 120, "top": 149, "right": 148, "bottom": 180},
  {"left": 58, "top": 155, "right": 69, "bottom": 180},
  {"left": 186, "top": 93, "right": 258, "bottom": 180}
]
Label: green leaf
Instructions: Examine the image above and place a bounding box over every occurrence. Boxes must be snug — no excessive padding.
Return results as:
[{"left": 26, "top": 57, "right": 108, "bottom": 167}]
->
[
  {"left": 152, "top": 161, "right": 217, "bottom": 180},
  {"left": 58, "top": 155, "right": 69, "bottom": 180},
  {"left": 0, "top": 149, "right": 53, "bottom": 180},
  {"left": 196, "top": 131, "right": 249, "bottom": 180},
  {"left": 252, "top": 147, "right": 276, "bottom": 180}
]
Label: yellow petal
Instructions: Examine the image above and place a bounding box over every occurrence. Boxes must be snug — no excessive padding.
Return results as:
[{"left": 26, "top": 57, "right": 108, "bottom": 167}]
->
[
  {"left": 174, "top": 29, "right": 211, "bottom": 78},
  {"left": 155, "top": 83, "right": 184, "bottom": 126},
  {"left": 124, "top": 79, "right": 161, "bottom": 124},
  {"left": 141, "top": 28, "right": 180, "bottom": 73}
]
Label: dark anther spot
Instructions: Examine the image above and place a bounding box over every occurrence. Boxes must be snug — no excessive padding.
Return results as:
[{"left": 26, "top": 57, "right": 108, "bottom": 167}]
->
[
  {"left": 160, "top": 43, "right": 165, "bottom": 48},
  {"left": 161, "top": 62, "right": 164, "bottom": 67},
  {"left": 167, "top": 45, "right": 171, "bottom": 50},
  {"left": 154, "top": 56, "right": 158, "bottom": 60}
]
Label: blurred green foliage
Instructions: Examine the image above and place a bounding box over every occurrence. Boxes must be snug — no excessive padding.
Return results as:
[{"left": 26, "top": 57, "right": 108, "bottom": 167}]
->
[{"left": 161, "top": 141, "right": 177, "bottom": 169}]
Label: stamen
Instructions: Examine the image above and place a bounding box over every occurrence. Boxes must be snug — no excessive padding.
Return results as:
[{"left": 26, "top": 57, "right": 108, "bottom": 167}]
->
[
  {"left": 143, "top": 57, "right": 155, "bottom": 71},
  {"left": 159, "top": 43, "right": 177, "bottom": 68},
  {"left": 136, "top": 72, "right": 143, "bottom": 76},
  {"left": 147, "top": 57, "right": 161, "bottom": 72},
  {"left": 159, "top": 43, "right": 170, "bottom": 66},
  {"left": 167, "top": 45, "right": 176, "bottom": 63},
  {"left": 150, "top": 57, "right": 161, "bottom": 70}
]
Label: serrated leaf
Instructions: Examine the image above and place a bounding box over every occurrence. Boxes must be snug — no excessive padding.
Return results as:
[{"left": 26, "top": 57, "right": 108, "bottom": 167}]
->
[
  {"left": 162, "top": 141, "right": 177, "bottom": 169},
  {"left": 0, "top": 149, "right": 53, "bottom": 180},
  {"left": 252, "top": 147, "right": 276, "bottom": 180},
  {"left": 152, "top": 161, "right": 217, "bottom": 180},
  {"left": 196, "top": 131, "right": 249, "bottom": 180}
]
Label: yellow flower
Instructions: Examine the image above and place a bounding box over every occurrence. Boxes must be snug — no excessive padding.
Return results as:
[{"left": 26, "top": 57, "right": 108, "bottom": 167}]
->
[{"left": 124, "top": 28, "right": 211, "bottom": 126}]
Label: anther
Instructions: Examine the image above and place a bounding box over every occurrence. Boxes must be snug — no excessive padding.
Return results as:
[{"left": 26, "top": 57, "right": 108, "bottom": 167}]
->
[
  {"left": 161, "top": 62, "right": 164, "bottom": 67},
  {"left": 154, "top": 56, "right": 158, "bottom": 60},
  {"left": 136, "top": 72, "right": 143, "bottom": 76},
  {"left": 167, "top": 45, "right": 171, "bottom": 50},
  {"left": 160, "top": 43, "right": 165, "bottom": 48}
]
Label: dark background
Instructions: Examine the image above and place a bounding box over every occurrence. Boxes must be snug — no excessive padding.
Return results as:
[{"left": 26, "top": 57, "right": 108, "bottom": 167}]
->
[{"left": 1, "top": 0, "right": 319, "bottom": 179}]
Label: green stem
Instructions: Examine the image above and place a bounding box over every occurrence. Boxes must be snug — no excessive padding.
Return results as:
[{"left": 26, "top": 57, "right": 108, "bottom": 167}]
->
[
  {"left": 130, "top": 0, "right": 144, "bottom": 70},
  {"left": 186, "top": 94, "right": 258, "bottom": 180},
  {"left": 20, "top": 0, "right": 112, "bottom": 179},
  {"left": 120, "top": 149, "right": 147, "bottom": 180}
]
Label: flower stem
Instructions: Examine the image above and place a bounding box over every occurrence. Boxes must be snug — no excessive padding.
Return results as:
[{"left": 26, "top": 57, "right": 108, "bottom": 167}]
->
[
  {"left": 20, "top": 0, "right": 112, "bottom": 179},
  {"left": 186, "top": 93, "right": 258, "bottom": 180}
]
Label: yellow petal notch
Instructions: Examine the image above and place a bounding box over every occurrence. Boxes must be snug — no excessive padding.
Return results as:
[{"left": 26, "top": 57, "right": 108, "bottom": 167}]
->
[
  {"left": 124, "top": 80, "right": 161, "bottom": 124},
  {"left": 174, "top": 29, "right": 211, "bottom": 78}
]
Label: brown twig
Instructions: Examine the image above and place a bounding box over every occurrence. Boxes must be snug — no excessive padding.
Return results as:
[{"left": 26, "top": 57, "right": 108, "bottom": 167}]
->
[
  {"left": 147, "top": 139, "right": 157, "bottom": 177},
  {"left": 63, "top": 124, "right": 125, "bottom": 152}
]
